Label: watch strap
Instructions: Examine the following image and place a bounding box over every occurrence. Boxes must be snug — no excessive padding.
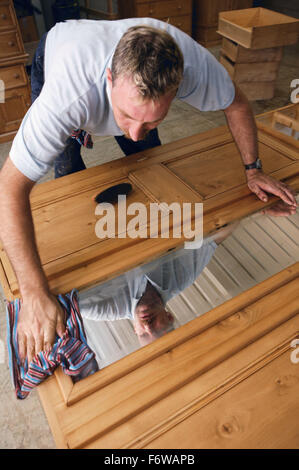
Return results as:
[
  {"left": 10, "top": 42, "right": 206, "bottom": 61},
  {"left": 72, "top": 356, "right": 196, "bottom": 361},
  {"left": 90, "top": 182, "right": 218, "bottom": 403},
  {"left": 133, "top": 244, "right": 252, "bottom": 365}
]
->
[{"left": 245, "top": 158, "right": 262, "bottom": 170}]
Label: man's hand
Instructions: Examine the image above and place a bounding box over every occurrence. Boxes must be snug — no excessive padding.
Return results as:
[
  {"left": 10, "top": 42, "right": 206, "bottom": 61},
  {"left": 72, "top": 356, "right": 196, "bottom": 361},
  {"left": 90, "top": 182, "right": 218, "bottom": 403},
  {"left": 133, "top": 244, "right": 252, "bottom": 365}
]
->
[
  {"left": 223, "top": 84, "right": 297, "bottom": 217},
  {"left": 260, "top": 200, "right": 297, "bottom": 217},
  {"left": 246, "top": 170, "right": 297, "bottom": 216},
  {"left": 0, "top": 157, "right": 66, "bottom": 365},
  {"left": 17, "top": 291, "right": 66, "bottom": 364}
]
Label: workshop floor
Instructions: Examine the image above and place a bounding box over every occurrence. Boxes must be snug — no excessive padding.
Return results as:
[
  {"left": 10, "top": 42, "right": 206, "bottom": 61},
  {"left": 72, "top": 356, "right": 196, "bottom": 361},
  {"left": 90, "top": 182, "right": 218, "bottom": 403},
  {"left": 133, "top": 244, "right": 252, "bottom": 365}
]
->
[{"left": 0, "top": 41, "right": 298, "bottom": 449}]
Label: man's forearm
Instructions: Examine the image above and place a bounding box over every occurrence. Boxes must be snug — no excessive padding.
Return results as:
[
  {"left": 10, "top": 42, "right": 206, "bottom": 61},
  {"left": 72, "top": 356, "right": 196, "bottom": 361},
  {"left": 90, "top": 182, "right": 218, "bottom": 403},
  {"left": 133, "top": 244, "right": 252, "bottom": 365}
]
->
[
  {"left": 223, "top": 84, "right": 259, "bottom": 170},
  {"left": 0, "top": 160, "right": 49, "bottom": 298},
  {"left": 223, "top": 84, "right": 297, "bottom": 213}
]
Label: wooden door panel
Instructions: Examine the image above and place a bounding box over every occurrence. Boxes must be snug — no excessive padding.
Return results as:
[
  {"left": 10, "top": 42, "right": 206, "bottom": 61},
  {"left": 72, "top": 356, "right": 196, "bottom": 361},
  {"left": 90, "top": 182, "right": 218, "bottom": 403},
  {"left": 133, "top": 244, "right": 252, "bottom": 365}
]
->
[
  {"left": 36, "top": 263, "right": 299, "bottom": 449},
  {"left": 0, "top": 117, "right": 298, "bottom": 299},
  {"left": 145, "top": 350, "right": 299, "bottom": 449},
  {"left": 1, "top": 105, "right": 298, "bottom": 449},
  {"left": 33, "top": 178, "right": 152, "bottom": 265},
  {"left": 129, "top": 163, "right": 203, "bottom": 204},
  {"left": 167, "top": 141, "right": 294, "bottom": 199}
]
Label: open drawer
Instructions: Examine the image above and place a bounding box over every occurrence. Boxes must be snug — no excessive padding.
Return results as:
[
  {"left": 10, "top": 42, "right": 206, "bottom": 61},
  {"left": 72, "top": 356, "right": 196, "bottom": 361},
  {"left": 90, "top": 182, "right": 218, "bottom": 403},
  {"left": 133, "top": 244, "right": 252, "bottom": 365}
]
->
[{"left": 218, "top": 7, "right": 299, "bottom": 49}]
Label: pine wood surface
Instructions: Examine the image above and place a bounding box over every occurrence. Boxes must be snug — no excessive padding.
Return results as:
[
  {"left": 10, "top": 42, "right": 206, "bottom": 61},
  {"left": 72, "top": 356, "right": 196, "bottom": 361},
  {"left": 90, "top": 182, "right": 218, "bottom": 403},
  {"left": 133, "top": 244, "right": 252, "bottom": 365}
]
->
[
  {"left": 37, "top": 262, "right": 299, "bottom": 449},
  {"left": 144, "top": 349, "right": 299, "bottom": 449},
  {"left": 0, "top": 119, "right": 298, "bottom": 301}
]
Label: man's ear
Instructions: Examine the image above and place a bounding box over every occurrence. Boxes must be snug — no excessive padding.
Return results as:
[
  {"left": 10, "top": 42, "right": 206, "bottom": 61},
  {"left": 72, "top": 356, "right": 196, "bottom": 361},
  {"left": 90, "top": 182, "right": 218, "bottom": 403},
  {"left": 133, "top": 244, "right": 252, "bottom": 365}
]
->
[
  {"left": 167, "top": 312, "right": 174, "bottom": 323},
  {"left": 106, "top": 68, "right": 112, "bottom": 87}
]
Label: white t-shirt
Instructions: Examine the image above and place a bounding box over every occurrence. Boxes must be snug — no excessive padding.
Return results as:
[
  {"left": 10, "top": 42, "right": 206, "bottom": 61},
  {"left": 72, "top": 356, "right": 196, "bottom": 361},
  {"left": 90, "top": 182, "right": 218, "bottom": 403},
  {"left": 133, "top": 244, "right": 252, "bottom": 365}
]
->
[
  {"left": 78, "top": 239, "right": 217, "bottom": 321},
  {"left": 9, "top": 18, "right": 235, "bottom": 182}
]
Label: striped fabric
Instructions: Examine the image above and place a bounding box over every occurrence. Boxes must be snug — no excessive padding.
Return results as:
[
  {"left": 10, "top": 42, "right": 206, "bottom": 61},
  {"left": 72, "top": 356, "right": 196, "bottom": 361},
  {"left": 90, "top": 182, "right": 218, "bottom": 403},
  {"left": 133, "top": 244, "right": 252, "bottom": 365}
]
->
[
  {"left": 71, "top": 129, "right": 93, "bottom": 149},
  {"left": 6, "top": 289, "right": 98, "bottom": 400}
]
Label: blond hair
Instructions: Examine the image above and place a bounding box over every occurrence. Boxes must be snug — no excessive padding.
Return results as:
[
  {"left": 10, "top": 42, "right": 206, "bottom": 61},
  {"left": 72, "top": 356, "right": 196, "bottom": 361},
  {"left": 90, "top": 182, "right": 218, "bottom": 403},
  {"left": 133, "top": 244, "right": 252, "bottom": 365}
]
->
[{"left": 111, "top": 25, "right": 184, "bottom": 100}]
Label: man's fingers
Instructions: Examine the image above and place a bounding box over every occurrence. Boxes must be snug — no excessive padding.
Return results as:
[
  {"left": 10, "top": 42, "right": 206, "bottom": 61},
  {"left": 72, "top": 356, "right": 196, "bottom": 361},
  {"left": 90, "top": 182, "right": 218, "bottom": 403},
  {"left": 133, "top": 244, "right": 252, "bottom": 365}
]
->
[
  {"left": 259, "top": 181, "right": 297, "bottom": 206},
  {"left": 26, "top": 336, "right": 36, "bottom": 364},
  {"left": 248, "top": 172, "right": 298, "bottom": 207},
  {"left": 56, "top": 319, "right": 66, "bottom": 338},
  {"left": 44, "top": 341, "right": 53, "bottom": 354},
  {"left": 43, "top": 314, "right": 57, "bottom": 353},
  {"left": 15, "top": 293, "right": 68, "bottom": 363},
  {"left": 261, "top": 201, "right": 297, "bottom": 217},
  {"left": 44, "top": 328, "right": 55, "bottom": 352},
  {"left": 56, "top": 302, "right": 66, "bottom": 338},
  {"left": 35, "top": 336, "right": 44, "bottom": 357},
  {"left": 273, "top": 185, "right": 297, "bottom": 206},
  {"left": 17, "top": 333, "right": 27, "bottom": 365},
  {"left": 263, "top": 208, "right": 294, "bottom": 217},
  {"left": 272, "top": 206, "right": 295, "bottom": 216},
  {"left": 283, "top": 189, "right": 297, "bottom": 206},
  {"left": 251, "top": 185, "right": 268, "bottom": 202}
]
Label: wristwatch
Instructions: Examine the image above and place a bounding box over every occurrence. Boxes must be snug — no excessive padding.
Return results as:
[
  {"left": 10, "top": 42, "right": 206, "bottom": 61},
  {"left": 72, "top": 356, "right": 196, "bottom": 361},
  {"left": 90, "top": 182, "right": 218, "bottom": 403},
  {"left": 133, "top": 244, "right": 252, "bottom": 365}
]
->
[{"left": 244, "top": 158, "right": 262, "bottom": 171}]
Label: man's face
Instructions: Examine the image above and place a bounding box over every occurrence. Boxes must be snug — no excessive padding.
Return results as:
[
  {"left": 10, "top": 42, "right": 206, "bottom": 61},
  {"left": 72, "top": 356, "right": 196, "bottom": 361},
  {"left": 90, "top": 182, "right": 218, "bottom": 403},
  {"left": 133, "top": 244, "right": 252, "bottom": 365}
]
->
[
  {"left": 133, "top": 283, "right": 174, "bottom": 346},
  {"left": 106, "top": 68, "right": 175, "bottom": 142}
]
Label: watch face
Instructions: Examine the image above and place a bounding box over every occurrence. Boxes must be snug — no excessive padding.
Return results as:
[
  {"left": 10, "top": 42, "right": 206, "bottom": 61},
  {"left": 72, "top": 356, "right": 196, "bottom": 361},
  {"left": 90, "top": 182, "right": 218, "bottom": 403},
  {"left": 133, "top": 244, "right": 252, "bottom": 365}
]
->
[{"left": 256, "top": 158, "right": 262, "bottom": 169}]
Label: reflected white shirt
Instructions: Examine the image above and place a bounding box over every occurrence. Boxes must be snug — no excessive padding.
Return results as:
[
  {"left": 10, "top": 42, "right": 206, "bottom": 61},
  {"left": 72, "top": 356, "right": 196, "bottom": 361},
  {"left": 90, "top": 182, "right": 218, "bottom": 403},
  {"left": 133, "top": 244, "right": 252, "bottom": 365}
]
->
[{"left": 78, "top": 240, "right": 217, "bottom": 321}]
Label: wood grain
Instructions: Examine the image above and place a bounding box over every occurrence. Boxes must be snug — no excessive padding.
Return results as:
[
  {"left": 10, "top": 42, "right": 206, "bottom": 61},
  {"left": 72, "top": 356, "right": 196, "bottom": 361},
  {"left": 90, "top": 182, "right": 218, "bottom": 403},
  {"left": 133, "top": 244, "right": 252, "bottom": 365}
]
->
[
  {"left": 36, "top": 263, "right": 299, "bottom": 449},
  {"left": 0, "top": 119, "right": 298, "bottom": 300}
]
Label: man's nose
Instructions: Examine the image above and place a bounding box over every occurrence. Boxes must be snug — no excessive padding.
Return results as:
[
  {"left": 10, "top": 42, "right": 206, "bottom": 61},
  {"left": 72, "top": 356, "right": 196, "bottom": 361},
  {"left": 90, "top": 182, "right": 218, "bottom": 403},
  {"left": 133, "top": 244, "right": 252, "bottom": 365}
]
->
[
  {"left": 129, "top": 123, "right": 146, "bottom": 142},
  {"left": 144, "top": 324, "right": 158, "bottom": 338}
]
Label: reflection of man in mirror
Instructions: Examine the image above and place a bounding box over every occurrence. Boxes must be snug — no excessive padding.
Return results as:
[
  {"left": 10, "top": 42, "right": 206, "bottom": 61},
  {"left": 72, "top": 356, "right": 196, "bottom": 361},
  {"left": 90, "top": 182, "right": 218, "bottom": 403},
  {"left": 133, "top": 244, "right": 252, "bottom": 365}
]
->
[
  {"left": 133, "top": 281, "right": 175, "bottom": 346},
  {"left": 79, "top": 223, "right": 236, "bottom": 346}
]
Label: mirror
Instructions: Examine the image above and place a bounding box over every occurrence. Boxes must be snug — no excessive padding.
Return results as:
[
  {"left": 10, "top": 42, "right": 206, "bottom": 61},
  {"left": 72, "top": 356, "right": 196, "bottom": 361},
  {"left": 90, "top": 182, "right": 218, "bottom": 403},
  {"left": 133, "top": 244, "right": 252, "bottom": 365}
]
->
[
  {"left": 73, "top": 221, "right": 238, "bottom": 382},
  {"left": 72, "top": 199, "right": 299, "bottom": 383}
]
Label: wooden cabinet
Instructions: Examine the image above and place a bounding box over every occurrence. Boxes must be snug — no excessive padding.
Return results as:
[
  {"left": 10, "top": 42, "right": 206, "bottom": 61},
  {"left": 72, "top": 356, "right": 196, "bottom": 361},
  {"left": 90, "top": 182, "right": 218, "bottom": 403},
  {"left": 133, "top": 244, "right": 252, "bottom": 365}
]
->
[
  {"left": 192, "top": 0, "right": 253, "bottom": 47},
  {"left": 0, "top": 1, "right": 15, "bottom": 30},
  {"left": 118, "top": 0, "right": 193, "bottom": 36},
  {"left": 0, "top": 0, "right": 31, "bottom": 143}
]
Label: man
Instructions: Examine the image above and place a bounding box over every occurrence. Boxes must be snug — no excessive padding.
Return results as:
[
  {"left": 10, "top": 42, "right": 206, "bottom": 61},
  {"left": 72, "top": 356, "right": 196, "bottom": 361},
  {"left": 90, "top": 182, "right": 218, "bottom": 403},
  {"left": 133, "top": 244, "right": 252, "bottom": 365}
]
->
[{"left": 0, "top": 18, "right": 296, "bottom": 364}]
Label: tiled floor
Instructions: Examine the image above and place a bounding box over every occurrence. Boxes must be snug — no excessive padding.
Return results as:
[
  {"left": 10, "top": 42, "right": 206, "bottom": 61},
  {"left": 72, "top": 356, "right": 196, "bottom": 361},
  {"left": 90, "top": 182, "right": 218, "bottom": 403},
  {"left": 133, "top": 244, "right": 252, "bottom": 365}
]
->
[{"left": 0, "top": 40, "right": 298, "bottom": 449}]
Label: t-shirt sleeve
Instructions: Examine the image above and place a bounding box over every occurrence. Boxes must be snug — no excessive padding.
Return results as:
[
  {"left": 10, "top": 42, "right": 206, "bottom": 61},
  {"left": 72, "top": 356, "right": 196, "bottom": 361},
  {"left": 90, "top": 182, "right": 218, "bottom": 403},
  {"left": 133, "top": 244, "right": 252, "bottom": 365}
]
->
[
  {"left": 78, "top": 285, "right": 133, "bottom": 321},
  {"left": 9, "top": 42, "right": 92, "bottom": 182},
  {"left": 9, "top": 94, "right": 86, "bottom": 182},
  {"left": 174, "top": 31, "right": 235, "bottom": 111}
]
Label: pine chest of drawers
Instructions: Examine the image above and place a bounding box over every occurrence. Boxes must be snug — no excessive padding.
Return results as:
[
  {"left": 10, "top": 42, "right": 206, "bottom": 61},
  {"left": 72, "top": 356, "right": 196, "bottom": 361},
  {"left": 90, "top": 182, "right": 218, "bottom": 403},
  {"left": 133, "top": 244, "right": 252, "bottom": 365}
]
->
[
  {"left": 0, "top": 0, "right": 31, "bottom": 143},
  {"left": 119, "top": 0, "right": 192, "bottom": 36}
]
